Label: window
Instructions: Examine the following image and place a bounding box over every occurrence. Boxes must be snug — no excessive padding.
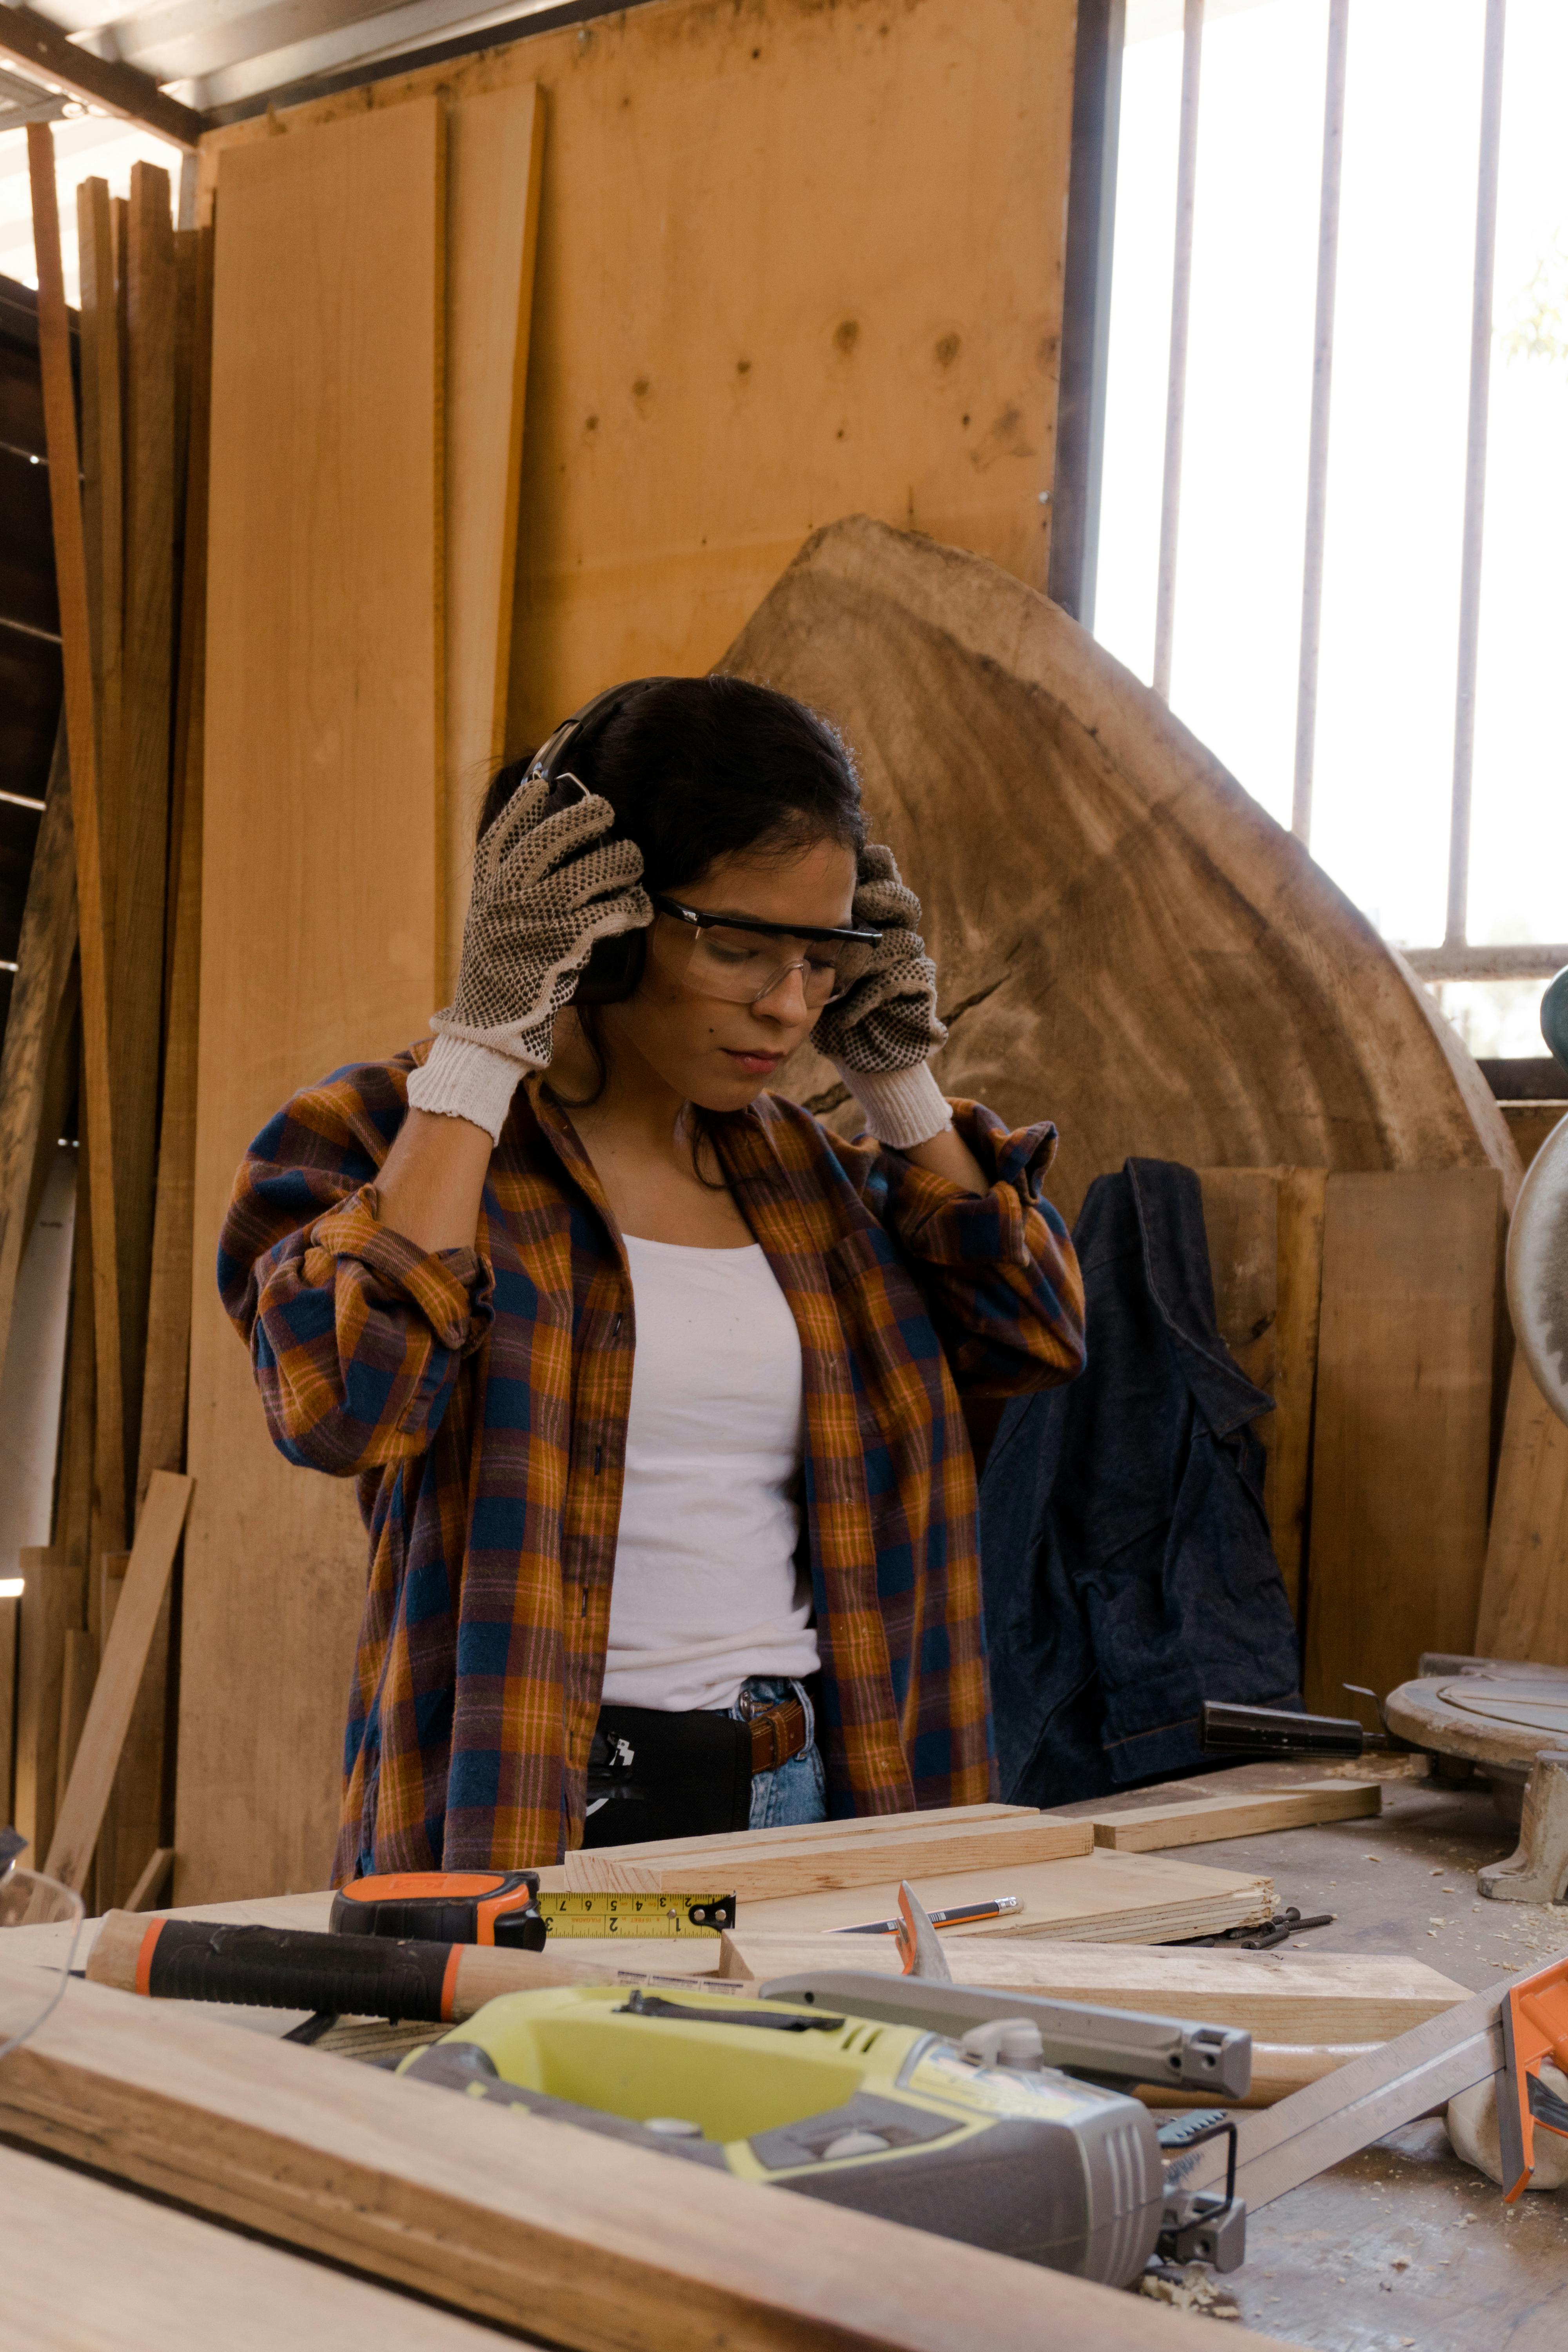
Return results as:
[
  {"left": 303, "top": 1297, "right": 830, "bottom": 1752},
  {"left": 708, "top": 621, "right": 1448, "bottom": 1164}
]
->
[{"left": 1055, "top": 0, "right": 1567, "bottom": 1058}]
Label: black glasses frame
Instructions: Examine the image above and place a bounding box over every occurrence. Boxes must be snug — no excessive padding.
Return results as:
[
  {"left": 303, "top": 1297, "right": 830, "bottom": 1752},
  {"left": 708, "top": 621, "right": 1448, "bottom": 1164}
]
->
[{"left": 649, "top": 892, "right": 882, "bottom": 948}]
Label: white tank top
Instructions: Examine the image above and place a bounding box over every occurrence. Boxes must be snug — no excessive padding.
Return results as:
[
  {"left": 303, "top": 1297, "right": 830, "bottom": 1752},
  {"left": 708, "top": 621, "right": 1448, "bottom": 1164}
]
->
[{"left": 601, "top": 1235, "right": 818, "bottom": 1712}]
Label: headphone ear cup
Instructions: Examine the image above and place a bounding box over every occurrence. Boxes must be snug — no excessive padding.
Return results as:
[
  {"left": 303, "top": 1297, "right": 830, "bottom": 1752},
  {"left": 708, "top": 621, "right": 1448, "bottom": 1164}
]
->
[{"left": 571, "top": 930, "right": 646, "bottom": 1005}]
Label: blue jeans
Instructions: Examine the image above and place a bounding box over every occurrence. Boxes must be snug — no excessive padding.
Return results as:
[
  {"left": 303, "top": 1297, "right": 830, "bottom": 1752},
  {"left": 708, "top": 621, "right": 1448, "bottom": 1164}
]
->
[{"left": 728, "top": 1676, "right": 826, "bottom": 1830}]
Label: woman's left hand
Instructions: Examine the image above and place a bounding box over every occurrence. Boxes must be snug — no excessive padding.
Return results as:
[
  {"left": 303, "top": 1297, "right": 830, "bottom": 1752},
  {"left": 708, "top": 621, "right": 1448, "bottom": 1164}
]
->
[{"left": 811, "top": 845, "right": 954, "bottom": 1150}]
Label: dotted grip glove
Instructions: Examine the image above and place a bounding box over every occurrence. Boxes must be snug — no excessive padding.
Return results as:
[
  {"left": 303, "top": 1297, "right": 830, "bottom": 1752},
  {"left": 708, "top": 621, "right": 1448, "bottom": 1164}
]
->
[
  {"left": 406, "top": 774, "right": 651, "bottom": 1144},
  {"left": 810, "top": 844, "right": 952, "bottom": 1149}
]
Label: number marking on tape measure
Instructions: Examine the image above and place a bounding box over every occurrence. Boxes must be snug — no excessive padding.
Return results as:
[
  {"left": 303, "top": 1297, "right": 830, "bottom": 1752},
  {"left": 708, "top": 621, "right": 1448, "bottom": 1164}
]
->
[{"left": 538, "top": 1892, "right": 736, "bottom": 1937}]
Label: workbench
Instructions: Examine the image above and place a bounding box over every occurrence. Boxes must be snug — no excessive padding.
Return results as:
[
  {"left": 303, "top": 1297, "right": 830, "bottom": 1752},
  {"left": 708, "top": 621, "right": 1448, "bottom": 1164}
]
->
[{"left": 4, "top": 1761, "right": 1565, "bottom": 2351}]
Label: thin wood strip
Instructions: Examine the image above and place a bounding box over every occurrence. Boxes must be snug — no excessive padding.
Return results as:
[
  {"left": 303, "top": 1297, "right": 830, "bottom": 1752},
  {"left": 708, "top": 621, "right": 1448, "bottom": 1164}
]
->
[
  {"left": 0, "top": 1957, "right": 1289, "bottom": 2352},
  {"left": 26, "top": 123, "right": 126, "bottom": 1559},
  {"left": 43, "top": 1472, "right": 194, "bottom": 1893},
  {"left": 113, "top": 159, "right": 179, "bottom": 1508},
  {"left": 11, "top": 1547, "right": 75, "bottom": 1865},
  {"left": 76, "top": 176, "right": 123, "bottom": 952},
  {"left": 125, "top": 1846, "right": 175, "bottom": 1911},
  {"left": 0, "top": 1595, "right": 15, "bottom": 1824},
  {"left": 1083, "top": 1781, "right": 1379, "bottom": 1851},
  {"left": 0, "top": 725, "right": 76, "bottom": 1376}
]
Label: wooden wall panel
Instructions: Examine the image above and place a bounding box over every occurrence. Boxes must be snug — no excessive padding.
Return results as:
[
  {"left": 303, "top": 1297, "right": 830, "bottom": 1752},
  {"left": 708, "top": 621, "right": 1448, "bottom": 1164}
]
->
[
  {"left": 199, "top": 0, "right": 1079, "bottom": 751},
  {"left": 1304, "top": 1170, "right": 1502, "bottom": 1713},
  {"left": 177, "top": 103, "right": 445, "bottom": 1903}
]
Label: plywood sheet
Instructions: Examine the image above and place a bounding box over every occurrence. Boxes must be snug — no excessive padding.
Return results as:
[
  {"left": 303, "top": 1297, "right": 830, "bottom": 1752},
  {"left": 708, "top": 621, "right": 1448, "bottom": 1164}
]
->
[
  {"left": 1304, "top": 1170, "right": 1501, "bottom": 1712},
  {"left": 565, "top": 1812, "right": 1094, "bottom": 1899},
  {"left": 1474, "top": 1352, "right": 1568, "bottom": 1667},
  {"left": 198, "top": 0, "right": 1080, "bottom": 747},
  {"left": 178, "top": 101, "right": 444, "bottom": 1904}
]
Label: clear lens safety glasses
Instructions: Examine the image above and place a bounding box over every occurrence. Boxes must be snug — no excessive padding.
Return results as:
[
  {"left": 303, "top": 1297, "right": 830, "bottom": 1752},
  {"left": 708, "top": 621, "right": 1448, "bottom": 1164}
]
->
[
  {"left": 651, "top": 892, "right": 881, "bottom": 1011},
  {"left": 0, "top": 1838, "right": 85, "bottom": 2061}
]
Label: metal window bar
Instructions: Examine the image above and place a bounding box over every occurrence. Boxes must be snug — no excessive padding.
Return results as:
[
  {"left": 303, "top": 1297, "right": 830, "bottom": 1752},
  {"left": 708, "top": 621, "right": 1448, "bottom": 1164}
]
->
[
  {"left": 1151, "top": 0, "right": 1204, "bottom": 703},
  {"left": 1443, "top": 0, "right": 1508, "bottom": 953},
  {"left": 1047, "top": 0, "right": 1127, "bottom": 630},
  {"left": 1290, "top": 0, "right": 1349, "bottom": 848}
]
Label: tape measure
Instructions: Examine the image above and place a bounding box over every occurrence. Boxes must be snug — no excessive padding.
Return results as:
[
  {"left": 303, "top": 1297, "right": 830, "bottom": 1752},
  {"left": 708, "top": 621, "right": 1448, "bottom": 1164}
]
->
[{"left": 538, "top": 1891, "right": 736, "bottom": 1938}]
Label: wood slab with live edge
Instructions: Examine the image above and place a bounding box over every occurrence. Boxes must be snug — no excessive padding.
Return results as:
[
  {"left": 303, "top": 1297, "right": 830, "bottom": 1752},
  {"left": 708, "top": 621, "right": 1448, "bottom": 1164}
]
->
[
  {"left": 564, "top": 1811, "right": 1094, "bottom": 1898},
  {"left": 0, "top": 1958, "right": 1295, "bottom": 2352}
]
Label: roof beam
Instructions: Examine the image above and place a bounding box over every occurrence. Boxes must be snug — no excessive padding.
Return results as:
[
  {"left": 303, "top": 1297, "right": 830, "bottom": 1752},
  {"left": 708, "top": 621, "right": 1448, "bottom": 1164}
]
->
[{"left": 0, "top": 2, "right": 202, "bottom": 146}]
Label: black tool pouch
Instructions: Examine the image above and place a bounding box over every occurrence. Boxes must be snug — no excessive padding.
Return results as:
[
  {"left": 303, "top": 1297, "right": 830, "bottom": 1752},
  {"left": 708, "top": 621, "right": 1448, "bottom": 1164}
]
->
[{"left": 583, "top": 1704, "right": 752, "bottom": 1847}]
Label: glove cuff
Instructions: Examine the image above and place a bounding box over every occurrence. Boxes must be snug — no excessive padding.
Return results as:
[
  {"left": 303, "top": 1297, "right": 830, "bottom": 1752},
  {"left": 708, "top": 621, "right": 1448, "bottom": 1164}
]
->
[
  {"left": 832, "top": 1059, "right": 953, "bottom": 1150},
  {"left": 406, "top": 1033, "right": 533, "bottom": 1147}
]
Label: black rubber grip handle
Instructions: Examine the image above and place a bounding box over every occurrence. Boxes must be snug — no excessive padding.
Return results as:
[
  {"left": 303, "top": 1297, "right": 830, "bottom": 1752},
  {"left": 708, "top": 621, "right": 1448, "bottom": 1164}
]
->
[{"left": 141, "top": 1920, "right": 456, "bottom": 2019}]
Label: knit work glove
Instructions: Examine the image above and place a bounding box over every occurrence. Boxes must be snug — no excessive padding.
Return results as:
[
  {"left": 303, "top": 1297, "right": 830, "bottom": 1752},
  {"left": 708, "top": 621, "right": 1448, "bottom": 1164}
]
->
[
  {"left": 811, "top": 844, "right": 952, "bottom": 1149},
  {"left": 407, "top": 775, "right": 651, "bottom": 1143}
]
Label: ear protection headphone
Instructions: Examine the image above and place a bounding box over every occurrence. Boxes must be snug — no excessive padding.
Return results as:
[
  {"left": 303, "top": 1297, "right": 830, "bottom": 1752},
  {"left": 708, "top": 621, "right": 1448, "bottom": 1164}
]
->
[{"left": 526, "top": 677, "right": 674, "bottom": 1005}]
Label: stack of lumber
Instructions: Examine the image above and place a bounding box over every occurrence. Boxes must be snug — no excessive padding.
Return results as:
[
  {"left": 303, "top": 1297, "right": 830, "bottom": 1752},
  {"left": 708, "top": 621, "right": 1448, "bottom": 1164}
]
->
[{"left": 14, "top": 131, "right": 212, "bottom": 1912}]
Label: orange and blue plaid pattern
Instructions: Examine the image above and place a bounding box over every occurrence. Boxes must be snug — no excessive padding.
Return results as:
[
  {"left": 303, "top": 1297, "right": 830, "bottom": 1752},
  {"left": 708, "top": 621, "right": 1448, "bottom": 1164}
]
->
[{"left": 219, "top": 1044, "right": 1085, "bottom": 1877}]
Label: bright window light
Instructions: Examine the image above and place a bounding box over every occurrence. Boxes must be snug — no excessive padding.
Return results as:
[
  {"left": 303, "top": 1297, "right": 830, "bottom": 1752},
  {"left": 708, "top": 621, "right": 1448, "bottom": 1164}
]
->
[{"left": 0, "top": 1578, "right": 24, "bottom": 1599}]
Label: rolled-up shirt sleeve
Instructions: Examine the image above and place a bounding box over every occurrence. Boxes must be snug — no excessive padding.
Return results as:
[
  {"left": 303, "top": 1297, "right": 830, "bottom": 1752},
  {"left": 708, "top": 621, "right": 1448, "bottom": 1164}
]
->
[
  {"left": 859, "top": 1100, "right": 1086, "bottom": 1398},
  {"left": 219, "top": 1066, "right": 494, "bottom": 1478}
]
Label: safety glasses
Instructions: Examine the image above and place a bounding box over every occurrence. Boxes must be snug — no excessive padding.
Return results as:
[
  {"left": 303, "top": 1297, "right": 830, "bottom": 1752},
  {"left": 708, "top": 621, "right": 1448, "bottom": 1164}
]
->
[
  {"left": 651, "top": 892, "right": 882, "bottom": 1011},
  {"left": 0, "top": 1834, "right": 85, "bottom": 2061}
]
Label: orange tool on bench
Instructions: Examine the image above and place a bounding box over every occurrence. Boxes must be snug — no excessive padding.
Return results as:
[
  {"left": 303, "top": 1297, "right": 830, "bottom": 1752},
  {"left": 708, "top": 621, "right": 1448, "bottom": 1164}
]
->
[
  {"left": 1498, "top": 1953, "right": 1568, "bottom": 2201},
  {"left": 330, "top": 1870, "right": 546, "bottom": 1949}
]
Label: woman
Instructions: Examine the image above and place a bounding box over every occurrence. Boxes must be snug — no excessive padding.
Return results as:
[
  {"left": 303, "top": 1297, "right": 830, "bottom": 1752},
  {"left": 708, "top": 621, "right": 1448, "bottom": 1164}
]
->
[{"left": 222, "top": 675, "right": 1085, "bottom": 1878}]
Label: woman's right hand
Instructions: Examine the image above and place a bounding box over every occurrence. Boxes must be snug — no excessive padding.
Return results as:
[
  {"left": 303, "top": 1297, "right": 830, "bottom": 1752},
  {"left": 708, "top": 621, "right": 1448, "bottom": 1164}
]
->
[{"left": 407, "top": 773, "right": 651, "bottom": 1143}]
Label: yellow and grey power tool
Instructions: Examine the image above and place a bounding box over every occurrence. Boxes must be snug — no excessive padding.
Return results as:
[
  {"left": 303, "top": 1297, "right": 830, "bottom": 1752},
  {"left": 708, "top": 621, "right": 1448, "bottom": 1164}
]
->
[{"left": 397, "top": 1965, "right": 1250, "bottom": 2284}]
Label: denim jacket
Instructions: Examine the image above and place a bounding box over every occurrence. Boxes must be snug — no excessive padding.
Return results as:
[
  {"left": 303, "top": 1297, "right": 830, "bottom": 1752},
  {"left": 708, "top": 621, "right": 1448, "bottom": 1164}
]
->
[{"left": 979, "top": 1158, "right": 1302, "bottom": 1804}]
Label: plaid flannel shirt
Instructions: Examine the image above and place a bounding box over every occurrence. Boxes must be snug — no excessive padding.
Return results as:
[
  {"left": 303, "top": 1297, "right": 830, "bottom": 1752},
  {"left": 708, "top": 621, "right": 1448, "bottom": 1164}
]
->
[{"left": 220, "top": 1044, "right": 1085, "bottom": 1878}]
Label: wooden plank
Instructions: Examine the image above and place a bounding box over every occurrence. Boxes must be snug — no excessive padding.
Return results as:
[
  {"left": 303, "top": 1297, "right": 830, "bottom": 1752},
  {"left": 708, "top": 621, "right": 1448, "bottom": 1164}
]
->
[
  {"left": 0, "top": 727, "right": 75, "bottom": 1382},
  {"left": 442, "top": 79, "right": 544, "bottom": 993},
  {"left": 45, "top": 1472, "right": 194, "bottom": 1893},
  {"left": 0, "top": 1958, "right": 1291, "bottom": 2352},
  {"left": 1303, "top": 1170, "right": 1501, "bottom": 1712},
  {"left": 77, "top": 176, "right": 123, "bottom": 940},
  {"left": 726, "top": 1935, "right": 1468, "bottom": 2045},
  {"left": 113, "top": 159, "right": 179, "bottom": 1513},
  {"left": 566, "top": 1814, "right": 1094, "bottom": 1900},
  {"left": 26, "top": 124, "right": 126, "bottom": 1567},
  {"left": 1199, "top": 1168, "right": 1278, "bottom": 1397},
  {"left": 0, "top": 2139, "right": 508, "bottom": 2352},
  {"left": 52, "top": 1626, "right": 95, "bottom": 1819},
  {"left": 178, "top": 102, "right": 445, "bottom": 1904},
  {"left": 579, "top": 1802, "right": 1035, "bottom": 1867},
  {"left": 1500, "top": 1100, "right": 1566, "bottom": 1169},
  {"left": 1474, "top": 1352, "right": 1568, "bottom": 1666},
  {"left": 102, "top": 222, "right": 215, "bottom": 1914},
  {"left": 733, "top": 1848, "right": 1274, "bottom": 1945},
  {"left": 1083, "top": 1781, "right": 1379, "bottom": 1851},
  {"left": 1271, "top": 1166, "right": 1328, "bottom": 1615},
  {"left": 11, "top": 1548, "right": 74, "bottom": 1864}
]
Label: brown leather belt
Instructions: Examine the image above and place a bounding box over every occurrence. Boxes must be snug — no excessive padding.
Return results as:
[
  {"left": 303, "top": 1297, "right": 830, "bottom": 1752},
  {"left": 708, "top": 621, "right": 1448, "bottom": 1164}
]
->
[{"left": 747, "top": 1695, "right": 808, "bottom": 1775}]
